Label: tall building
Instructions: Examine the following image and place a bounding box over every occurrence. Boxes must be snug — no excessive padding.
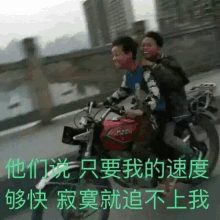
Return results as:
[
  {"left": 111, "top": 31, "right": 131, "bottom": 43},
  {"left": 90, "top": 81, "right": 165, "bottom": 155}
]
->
[
  {"left": 83, "top": 0, "right": 135, "bottom": 48},
  {"left": 105, "top": 0, "right": 135, "bottom": 40},
  {"left": 155, "top": 0, "right": 216, "bottom": 35},
  {"left": 145, "top": 19, "right": 150, "bottom": 31},
  {"left": 83, "top": 0, "right": 111, "bottom": 48}
]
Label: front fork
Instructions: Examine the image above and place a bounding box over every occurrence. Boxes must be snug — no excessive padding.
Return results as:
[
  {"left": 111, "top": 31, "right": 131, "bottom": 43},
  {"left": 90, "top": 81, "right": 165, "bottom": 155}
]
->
[
  {"left": 74, "top": 178, "right": 87, "bottom": 216},
  {"left": 72, "top": 129, "right": 95, "bottom": 214}
]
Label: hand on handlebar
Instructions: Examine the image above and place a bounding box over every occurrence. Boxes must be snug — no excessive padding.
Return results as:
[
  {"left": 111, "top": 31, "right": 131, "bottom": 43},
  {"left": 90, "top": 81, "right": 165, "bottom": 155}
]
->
[
  {"left": 108, "top": 105, "right": 126, "bottom": 115},
  {"left": 124, "top": 109, "right": 144, "bottom": 119},
  {"left": 85, "top": 100, "right": 126, "bottom": 116}
]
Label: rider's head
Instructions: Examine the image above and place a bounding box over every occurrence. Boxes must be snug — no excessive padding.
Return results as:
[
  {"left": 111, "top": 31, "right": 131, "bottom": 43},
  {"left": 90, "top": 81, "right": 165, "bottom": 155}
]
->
[
  {"left": 141, "top": 31, "right": 163, "bottom": 59},
  {"left": 111, "top": 36, "right": 138, "bottom": 69}
]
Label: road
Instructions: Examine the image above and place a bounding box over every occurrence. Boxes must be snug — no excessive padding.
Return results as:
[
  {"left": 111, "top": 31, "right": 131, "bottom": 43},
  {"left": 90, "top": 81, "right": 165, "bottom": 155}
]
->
[{"left": 1, "top": 68, "right": 220, "bottom": 220}]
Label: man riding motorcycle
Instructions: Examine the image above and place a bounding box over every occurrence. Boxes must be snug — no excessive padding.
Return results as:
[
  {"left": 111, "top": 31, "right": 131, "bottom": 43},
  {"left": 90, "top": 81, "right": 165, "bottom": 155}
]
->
[
  {"left": 140, "top": 31, "right": 200, "bottom": 195},
  {"left": 90, "top": 36, "right": 161, "bottom": 165}
]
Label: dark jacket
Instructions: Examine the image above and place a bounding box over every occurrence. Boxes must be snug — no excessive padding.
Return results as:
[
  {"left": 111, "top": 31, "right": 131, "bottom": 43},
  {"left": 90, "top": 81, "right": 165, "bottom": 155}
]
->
[{"left": 145, "top": 54, "right": 191, "bottom": 122}]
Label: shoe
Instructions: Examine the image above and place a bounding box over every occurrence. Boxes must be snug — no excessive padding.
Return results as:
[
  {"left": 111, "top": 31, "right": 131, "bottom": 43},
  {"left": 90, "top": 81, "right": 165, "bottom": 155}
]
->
[
  {"left": 157, "top": 168, "right": 177, "bottom": 197},
  {"left": 157, "top": 177, "right": 177, "bottom": 197}
]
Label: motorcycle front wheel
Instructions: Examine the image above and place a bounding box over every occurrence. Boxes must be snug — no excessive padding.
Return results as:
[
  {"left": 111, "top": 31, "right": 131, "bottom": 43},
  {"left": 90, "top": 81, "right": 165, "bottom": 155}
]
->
[{"left": 31, "top": 167, "right": 112, "bottom": 220}]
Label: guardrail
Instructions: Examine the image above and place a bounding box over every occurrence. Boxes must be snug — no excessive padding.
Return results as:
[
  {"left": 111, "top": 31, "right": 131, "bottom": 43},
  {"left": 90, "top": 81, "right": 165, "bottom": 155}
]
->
[{"left": 0, "top": 20, "right": 220, "bottom": 131}]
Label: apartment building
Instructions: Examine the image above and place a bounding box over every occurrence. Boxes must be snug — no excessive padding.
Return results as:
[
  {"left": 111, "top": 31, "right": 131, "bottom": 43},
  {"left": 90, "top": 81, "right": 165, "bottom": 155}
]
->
[
  {"left": 83, "top": 0, "right": 135, "bottom": 48},
  {"left": 155, "top": 0, "right": 217, "bottom": 35},
  {"left": 83, "top": 0, "right": 111, "bottom": 48},
  {"left": 105, "top": 0, "right": 135, "bottom": 40}
]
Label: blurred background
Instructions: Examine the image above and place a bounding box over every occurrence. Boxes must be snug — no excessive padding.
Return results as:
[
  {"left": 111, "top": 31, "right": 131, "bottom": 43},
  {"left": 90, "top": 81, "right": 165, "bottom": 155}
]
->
[{"left": 0, "top": 0, "right": 219, "bottom": 131}]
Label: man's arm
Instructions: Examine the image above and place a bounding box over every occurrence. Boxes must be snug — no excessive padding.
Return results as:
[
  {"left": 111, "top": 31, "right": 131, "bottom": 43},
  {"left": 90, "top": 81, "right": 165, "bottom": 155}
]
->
[
  {"left": 105, "top": 74, "right": 132, "bottom": 105},
  {"left": 147, "top": 56, "right": 189, "bottom": 90},
  {"left": 141, "top": 72, "right": 160, "bottom": 116}
]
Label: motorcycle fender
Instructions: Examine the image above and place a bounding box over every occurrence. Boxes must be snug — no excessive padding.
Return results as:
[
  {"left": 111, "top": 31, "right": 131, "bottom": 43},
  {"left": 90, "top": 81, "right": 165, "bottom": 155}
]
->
[
  {"left": 198, "top": 109, "right": 218, "bottom": 121},
  {"left": 36, "top": 161, "right": 81, "bottom": 190}
]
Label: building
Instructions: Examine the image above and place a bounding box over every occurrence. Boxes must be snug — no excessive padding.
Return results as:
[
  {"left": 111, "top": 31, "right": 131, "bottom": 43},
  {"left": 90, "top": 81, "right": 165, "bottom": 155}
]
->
[
  {"left": 83, "top": 0, "right": 111, "bottom": 48},
  {"left": 145, "top": 19, "right": 150, "bottom": 31},
  {"left": 105, "top": 0, "right": 135, "bottom": 40},
  {"left": 155, "top": 0, "right": 218, "bottom": 36},
  {"left": 83, "top": 0, "right": 135, "bottom": 48}
]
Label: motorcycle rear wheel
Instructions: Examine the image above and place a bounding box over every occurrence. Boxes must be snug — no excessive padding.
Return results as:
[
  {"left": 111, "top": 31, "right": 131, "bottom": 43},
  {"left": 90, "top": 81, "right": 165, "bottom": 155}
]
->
[{"left": 180, "top": 114, "right": 219, "bottom": 185}]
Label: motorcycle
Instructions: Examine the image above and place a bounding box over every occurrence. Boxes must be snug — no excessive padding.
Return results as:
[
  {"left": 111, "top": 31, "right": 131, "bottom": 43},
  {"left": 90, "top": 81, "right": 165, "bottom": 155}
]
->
[{"left": 32, "top": 83, "right": 219, "bottom": 220}]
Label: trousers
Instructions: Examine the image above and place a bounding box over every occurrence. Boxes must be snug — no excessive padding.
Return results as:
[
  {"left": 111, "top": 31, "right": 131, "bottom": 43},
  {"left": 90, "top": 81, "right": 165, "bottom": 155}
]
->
[
  {"left": 163, "top": 121, "right": 194, "bottom": 156},
  {"left": 132, "top": 115, "right": 158, "bottom": 161}
]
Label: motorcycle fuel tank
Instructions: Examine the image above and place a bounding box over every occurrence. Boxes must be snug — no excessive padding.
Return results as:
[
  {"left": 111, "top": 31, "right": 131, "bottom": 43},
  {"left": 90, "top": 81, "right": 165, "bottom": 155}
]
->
[{"left": 100, "top": 118, "right": 138, "bottom": 150}]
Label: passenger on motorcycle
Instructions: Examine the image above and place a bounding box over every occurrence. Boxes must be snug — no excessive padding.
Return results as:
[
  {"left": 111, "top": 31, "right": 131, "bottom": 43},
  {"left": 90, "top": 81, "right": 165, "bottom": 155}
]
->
[
  {"left": 140, "top": 31, "right": 200, "bottom": 195},
  {"left": 102, "top": 36, "right": 161, "bottom": 163}
]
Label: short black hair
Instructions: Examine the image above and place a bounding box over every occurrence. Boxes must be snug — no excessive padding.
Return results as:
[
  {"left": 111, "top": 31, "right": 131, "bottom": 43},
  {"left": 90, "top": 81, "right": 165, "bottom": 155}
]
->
[
  {"left": 112, "top": 36, "right": 138, "bottom": 60},
  {"left": 144, "top": 31, "right": 164, "bottom": 48}
]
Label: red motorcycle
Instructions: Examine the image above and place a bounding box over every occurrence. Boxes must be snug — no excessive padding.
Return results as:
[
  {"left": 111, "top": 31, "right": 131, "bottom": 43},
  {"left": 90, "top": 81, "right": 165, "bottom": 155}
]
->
[{"left": 32, "top": 84, "right": 219, "bottom": 220}]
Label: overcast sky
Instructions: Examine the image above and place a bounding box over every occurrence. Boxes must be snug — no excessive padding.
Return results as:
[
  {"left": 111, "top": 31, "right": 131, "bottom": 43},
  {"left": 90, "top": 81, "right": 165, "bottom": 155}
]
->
[{"left": 0, "top": 0, "right": 157, "bottom": 50}]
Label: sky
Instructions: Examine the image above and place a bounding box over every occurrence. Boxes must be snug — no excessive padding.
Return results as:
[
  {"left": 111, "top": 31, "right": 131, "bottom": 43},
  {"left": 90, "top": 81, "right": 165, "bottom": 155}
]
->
[{"left": 0, "top": 0, "right": 157, "bottom": 50}]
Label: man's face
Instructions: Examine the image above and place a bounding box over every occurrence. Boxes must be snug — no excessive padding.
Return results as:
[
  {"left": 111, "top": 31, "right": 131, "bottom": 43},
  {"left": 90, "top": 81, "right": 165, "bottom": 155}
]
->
[
  {"left": 111, "top": 45, "right": 131, "bottom": 69},
  {"left": 141, "top": 37, "right": 159, "bottom": 59}
]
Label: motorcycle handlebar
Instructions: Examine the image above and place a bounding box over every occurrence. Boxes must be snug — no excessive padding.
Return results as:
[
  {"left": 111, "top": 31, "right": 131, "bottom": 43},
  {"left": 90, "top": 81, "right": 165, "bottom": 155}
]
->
[
  {"left": 84, "top": 101, "right": 126, "bottom": 115},
  {"left": 107, "top": 105, "right": 125, "bottom": 115},
  {"left": 86, "top": 101, "right": 104, "bottom": 108},
  {"left": 99, "top": 105, "right": 125, "bottom": 118}
]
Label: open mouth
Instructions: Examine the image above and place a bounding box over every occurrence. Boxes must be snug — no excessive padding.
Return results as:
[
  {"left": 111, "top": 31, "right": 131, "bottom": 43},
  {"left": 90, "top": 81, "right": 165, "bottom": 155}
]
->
[
  {"left": 143, "top": 51, "right": 149, "bottom": 55},
  {"left": 143, "top": 52, "right": 150, "bottom": 56}
]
